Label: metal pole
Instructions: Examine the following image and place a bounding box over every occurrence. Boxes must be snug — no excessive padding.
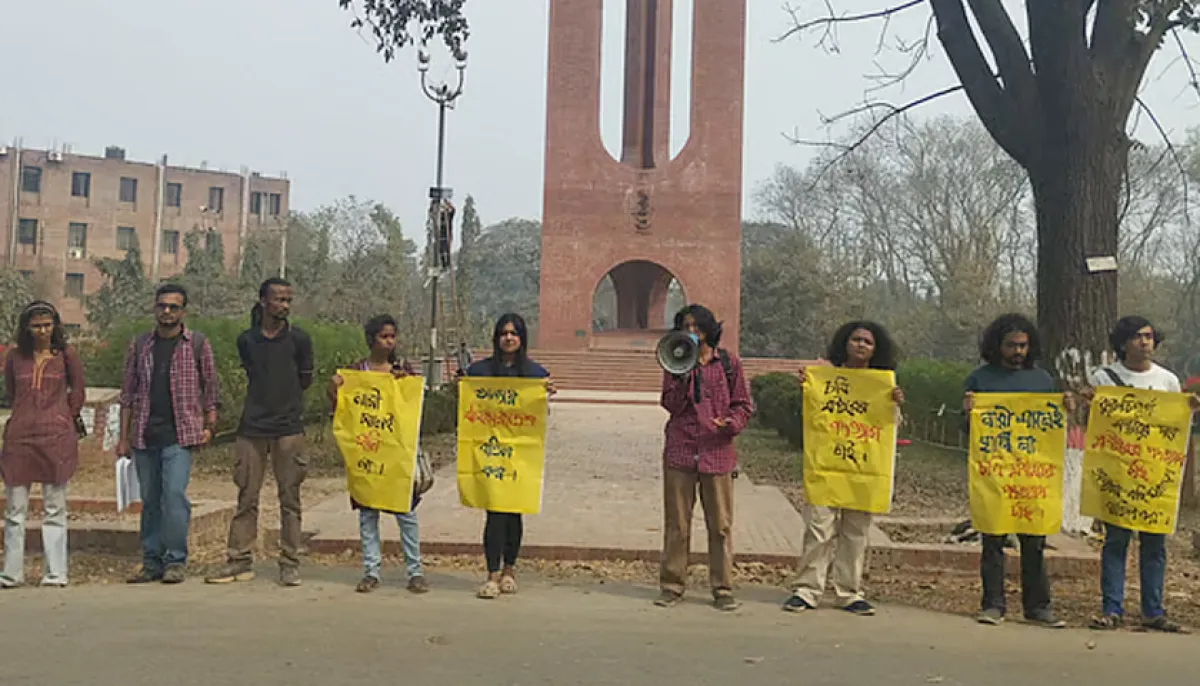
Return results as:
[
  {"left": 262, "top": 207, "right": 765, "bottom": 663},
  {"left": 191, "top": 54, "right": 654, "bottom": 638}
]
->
[
  {"left": 427, "top": 99, "right": 447, "bottom": 388},
  {"left": 279, "top": 221, "right": 287, "bottom": 279},
  {"left": 8, "top": 138, "right": 23, "bottom": 266}
]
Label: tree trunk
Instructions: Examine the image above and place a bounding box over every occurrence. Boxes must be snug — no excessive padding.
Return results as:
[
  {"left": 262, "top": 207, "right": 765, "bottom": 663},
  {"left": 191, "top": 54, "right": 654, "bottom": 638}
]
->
[{"left": 1029, "top": 125, "right": 1124, "bottom": 386}]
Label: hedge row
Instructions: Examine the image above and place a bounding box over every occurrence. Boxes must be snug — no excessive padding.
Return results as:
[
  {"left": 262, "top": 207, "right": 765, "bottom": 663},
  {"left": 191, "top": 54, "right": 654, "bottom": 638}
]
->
[
  {"left": 78, "top": 316, "right": 458, "bottom": 436},
  {"left": 750, "top": 359, "right": 977, "bottom": 449}
]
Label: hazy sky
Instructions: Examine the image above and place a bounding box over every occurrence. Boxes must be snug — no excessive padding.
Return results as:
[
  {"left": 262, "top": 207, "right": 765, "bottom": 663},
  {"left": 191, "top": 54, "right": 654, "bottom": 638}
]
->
[{"left": 3, "top": 1, "right": 1197, "bottom": 244}]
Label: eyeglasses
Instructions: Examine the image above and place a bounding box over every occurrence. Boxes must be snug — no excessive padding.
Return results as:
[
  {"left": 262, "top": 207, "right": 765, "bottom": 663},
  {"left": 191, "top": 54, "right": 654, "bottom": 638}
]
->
[{"left": 155, "top": 303, "right": 184, "bottom": 312}]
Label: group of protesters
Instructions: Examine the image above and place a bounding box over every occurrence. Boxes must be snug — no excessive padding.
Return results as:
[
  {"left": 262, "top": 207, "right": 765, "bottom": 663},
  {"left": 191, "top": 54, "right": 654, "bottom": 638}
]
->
[{"left": 0, "top": 284, "right": 1194, "bottom": 632}]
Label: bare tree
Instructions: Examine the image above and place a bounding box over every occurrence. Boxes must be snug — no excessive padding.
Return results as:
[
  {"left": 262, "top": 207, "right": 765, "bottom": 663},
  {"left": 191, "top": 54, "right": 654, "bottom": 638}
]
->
[{"left": 782, "top": 0, "right": 1200, "bottom": 373}]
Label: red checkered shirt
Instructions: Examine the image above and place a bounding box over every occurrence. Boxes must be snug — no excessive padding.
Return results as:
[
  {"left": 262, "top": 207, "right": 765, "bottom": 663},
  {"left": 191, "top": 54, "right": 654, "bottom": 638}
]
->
[
  {"left": 119, "top": 328, "right": 219, "bottom": 450},
  {"left": 661, "top": 352, "right": 754, "bottom": 474}
]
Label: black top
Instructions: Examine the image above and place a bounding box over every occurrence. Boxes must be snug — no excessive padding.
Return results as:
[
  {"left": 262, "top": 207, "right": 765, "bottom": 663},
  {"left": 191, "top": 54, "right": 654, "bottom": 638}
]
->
[
  {"left": 465, "top": 357, "right": 549, "bottom": 379},
  {"left": 144, "top": 334, "right": 180, "bottom": 448},
  {"left": 964, "top": 364, "right": 1056, "bottom": 394},
  {"left": 237, "top": 324, "right": 314, "bottom": 438}
]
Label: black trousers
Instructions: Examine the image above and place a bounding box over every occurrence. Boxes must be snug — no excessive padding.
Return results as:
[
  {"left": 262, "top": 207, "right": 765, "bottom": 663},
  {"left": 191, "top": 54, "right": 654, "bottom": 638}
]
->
[
  {"left": 980, "top": 534, "right": 1051, "bottom": 615},
  {"left": 484, "top": 511, "right": 523, "bottom": 573}
]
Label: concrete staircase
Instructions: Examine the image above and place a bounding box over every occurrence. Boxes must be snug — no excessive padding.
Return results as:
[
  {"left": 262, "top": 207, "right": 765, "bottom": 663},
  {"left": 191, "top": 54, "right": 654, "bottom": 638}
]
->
[{"left": 452, "top": 349, "right": 808, "bottom": 393}]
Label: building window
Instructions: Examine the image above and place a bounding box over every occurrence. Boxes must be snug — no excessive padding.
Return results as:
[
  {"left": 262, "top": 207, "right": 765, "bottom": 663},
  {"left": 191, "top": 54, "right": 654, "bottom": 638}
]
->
[
  {"left": 67, "top": 223, "right": 88, "bottom": 259},
  {"left": 21, "top": 166, "right": 42, "bottom": 193},
  {"left": 163, "top": 230, "right": 180, "bottom": 255},
  {"left": 208, "top": 187, "right": 224, "bottom": 213},
  {"left": 117, "top": 226, "right": 137, "bottom": 252},
  {"left": 17, "top": 218, "right": 37, "bottom": 246},
  {"left": 268, "top": 193, "right": 282, "bottom": 216},
  {"left": 119, "top": 177, "right": 138, "bottom": 203},
  {"left": 166, "top": 182, "right": 182, "bottom": 208},
  {"left": 64, "top": 273, "right": 85, "bottom": 299},
  {"left": 71, "top": 171, "right": 91, "bottom": 198},
  {"left": 250, "top": 192, "right": 263, "bottom": 215}
]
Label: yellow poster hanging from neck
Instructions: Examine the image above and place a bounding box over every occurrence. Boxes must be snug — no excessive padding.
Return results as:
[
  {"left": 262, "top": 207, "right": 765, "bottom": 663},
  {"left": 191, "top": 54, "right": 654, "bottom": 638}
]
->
[
  {"left": 968, "top": 394, "right": 1066, "bottom": 535},
  {"left": 332, "top": 371, "right": 426, "bottom": 513},
  {"left": 802, "top": 366, "right": 898, "bottom": 514},
  {"left": 457, "top": 378, "right": 549, "bottom": 515},
  {"left": 1082, "top": 386, "right": 1192, "bottom": 535}
]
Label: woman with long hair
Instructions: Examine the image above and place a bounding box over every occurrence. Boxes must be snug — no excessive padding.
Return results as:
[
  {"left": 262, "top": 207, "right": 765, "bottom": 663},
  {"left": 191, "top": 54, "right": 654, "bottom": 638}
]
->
[
  {"left": 328, "top": 315, "right": 428, "bottom": 594},
  {"left": 462, "top": 313, "right": 556, "bottom": 599},
  {"left": 784, "top": 321, "right": 903, "bottom": 616},
  {"left": 1, "top": 301, "right": 86, "bottom": 588}
]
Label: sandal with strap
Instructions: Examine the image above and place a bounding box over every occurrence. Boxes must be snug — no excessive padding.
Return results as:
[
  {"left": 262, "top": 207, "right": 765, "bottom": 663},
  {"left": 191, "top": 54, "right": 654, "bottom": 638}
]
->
[
  {"left": 1143, "top": 616, "right": 1190, "bottom": 634},
  {"left": 499, "top": 573, "right": 518, "bottom": 594},
  {"left": 1089, "top": 614, "right": 1122, "bottom": 631},
  {"left": 477, "top": 579, "right": 501, "bottom": 599}
]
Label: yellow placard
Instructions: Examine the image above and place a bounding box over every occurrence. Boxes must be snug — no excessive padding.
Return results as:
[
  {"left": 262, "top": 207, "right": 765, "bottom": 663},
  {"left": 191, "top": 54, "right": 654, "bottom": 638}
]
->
[
  {"left": 457, "top": 377, "right": 549, "bottom": 515},
  {"left": 802, "top": 366, "right": 897, "bottom": 513},
  {"left": 968, "top": 394, "right": 1066, "bottom": 535},
  {"left": 332, "top": 371, "right": 425, "bottom": 514},
  {"left": 1082, "top": 386, "right": 1191, "bottom": 534}
]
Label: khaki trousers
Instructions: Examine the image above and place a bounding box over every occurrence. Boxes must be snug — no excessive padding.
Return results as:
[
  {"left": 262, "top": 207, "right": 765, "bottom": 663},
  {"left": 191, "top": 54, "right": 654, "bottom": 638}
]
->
[
  {"left": 791, "top": 504, "right": 872, "bottom": 607},
  {"left": 659, "top": 467, "right": 734, "bottom": 598},
  {"left": 226, "top": 435, "right": 308, "bottom": 568}
]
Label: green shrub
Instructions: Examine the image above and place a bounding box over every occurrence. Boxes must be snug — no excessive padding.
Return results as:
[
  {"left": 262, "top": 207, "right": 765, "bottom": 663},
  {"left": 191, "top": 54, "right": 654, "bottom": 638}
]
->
[
  {"left": 749, "top": 359, "right": 978, "bottom": 449},
  {"left": 895, "top": 358, "right": 975, "bottom": 445},
  {"left": 83, "top": 316, "right": 367, "bottom": 435},
  {"left": 750, "top": 372, "right": 804, "bottom": 448},
  {"left": 421, "top": 385, "right": 459, "bottom": 436}
]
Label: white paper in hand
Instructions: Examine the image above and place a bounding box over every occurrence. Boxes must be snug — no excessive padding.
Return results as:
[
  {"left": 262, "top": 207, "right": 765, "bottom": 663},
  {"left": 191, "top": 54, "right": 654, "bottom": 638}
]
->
[{"left": 115, "top": 457, "right": 142, "bottom": 513}]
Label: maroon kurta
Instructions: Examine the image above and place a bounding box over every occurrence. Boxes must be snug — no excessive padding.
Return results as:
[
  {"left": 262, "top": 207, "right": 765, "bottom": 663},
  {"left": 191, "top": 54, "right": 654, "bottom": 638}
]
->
[{"left": 1, "top": 347, "right": 85, "bottom": 487}]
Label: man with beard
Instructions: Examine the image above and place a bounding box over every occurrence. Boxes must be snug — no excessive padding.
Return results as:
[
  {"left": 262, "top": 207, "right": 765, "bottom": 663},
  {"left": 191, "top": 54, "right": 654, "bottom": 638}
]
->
[
  {"left": 207, "top": 278, "right": 314, "bottom": 587},
  {"left": 963, "top": 313, "right": 1065, "bottom": 628},
  {"left": 119, "top": 284, "right": 219, "bottom": 584}
]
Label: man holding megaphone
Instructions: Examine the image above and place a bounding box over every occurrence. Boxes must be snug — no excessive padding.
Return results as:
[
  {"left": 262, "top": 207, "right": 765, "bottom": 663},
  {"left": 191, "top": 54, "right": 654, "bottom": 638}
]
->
[{"left": 654, "top": 304, "right": 754, "bottom": 612}]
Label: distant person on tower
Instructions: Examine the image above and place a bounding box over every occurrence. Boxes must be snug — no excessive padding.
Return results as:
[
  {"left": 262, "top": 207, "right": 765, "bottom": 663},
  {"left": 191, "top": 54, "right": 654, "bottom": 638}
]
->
[
  {"left": 206, "top": 277, "right": 314, "bottom": 588},
  {"left": 655, "top": 304, "right": 753, "bottom": 612}
]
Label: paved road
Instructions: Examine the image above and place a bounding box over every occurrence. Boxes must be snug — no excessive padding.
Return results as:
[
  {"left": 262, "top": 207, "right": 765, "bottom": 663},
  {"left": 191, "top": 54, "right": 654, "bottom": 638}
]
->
[{"left": 1, "top": 566, "right": 1195, "bottom": 686}]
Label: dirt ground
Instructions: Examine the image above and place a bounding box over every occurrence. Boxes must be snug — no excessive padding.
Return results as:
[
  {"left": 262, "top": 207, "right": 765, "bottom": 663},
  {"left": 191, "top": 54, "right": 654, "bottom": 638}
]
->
[{"left": 5, "top": 567, "right": 1198, "bottom": 686}]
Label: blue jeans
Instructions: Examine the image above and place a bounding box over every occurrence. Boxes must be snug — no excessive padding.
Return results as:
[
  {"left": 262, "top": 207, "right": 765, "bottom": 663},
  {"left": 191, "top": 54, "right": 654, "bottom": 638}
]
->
[
  {"left": 359, "top": 508, "right": 423, "bottom": 580},
  {"left": 1101, "top": 523, "right": 1166, "bottom": 618},
  {"left": 133, "top": 445, "right": 192, "bottom": 572}
]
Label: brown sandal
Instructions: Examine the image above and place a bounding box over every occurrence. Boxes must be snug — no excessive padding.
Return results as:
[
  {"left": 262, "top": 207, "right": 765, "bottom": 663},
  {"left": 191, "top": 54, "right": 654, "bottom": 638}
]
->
[
  {"left": 499, "top": 571, "right": 518, "bottom": 594},
  {"left": 477, "top": 579, "right": 501, "bottom": 599},
  {"left": 1089, "top": 614, "right": 1122, "bottom": 630},
  {"left": 355, "top": 576, "right": 380, "bottom": 593}
]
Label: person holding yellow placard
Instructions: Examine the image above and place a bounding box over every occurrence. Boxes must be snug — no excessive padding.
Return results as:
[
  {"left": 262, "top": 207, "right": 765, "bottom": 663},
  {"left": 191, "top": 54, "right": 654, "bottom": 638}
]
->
[
  {"left": 784, "top": 321, "right": 903, "bottom": 617},
  {"left": 1085, "top": 316, "right": 1199, "bottom": 634},
  {"left": 328, "top": 315, "right": 430, "bottom": 595},
  {"left": 963, "top": 314, "right": 1070, "bottom": 628},
  {"left": 461, "top": 314, "right": 555, "bottom": 600}
]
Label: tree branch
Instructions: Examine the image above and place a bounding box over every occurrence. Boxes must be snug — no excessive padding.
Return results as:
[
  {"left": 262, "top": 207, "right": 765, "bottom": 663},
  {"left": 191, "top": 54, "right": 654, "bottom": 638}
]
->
[
  {"left": 785, "top": 85, "right": 965, "bottom": 189},
  {"left": 929, "top": 0, "right": 1032, "bottom": 165},
  {"left": 1134, "top": 95, "right": 1192, "bottom": 224},
  {"left": 966, "top": 0, "right": 1038, "bottom": 110},
  {"left": 776, "top": 0, "right": 925, "bottom": 44}
]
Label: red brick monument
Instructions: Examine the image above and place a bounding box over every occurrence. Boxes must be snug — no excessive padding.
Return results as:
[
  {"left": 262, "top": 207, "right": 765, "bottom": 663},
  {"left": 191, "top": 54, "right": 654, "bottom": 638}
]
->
[{"left": 537, "top": 0, "right": 747, "bottom": 353}]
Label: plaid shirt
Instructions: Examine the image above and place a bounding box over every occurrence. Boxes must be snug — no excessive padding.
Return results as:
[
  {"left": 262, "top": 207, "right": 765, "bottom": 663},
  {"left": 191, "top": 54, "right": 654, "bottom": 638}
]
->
[
  {"left": 661, "top": 352, "right": 754, "bottom": 474},
  {"left": 119, "top": 328, "right": 219, "bottom": 450}
]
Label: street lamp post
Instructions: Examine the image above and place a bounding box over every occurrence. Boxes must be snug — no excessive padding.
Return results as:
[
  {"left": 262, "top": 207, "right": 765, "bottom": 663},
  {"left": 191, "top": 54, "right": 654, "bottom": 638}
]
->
[{"left": 418, "top": 46, "right": 467, "bottom": 388}]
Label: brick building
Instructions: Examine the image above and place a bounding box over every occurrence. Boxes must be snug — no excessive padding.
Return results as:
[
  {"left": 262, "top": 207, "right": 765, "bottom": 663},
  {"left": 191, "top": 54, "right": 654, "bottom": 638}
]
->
[{"left": 0, "top": 142, "right": 289, "bottom": 328}]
